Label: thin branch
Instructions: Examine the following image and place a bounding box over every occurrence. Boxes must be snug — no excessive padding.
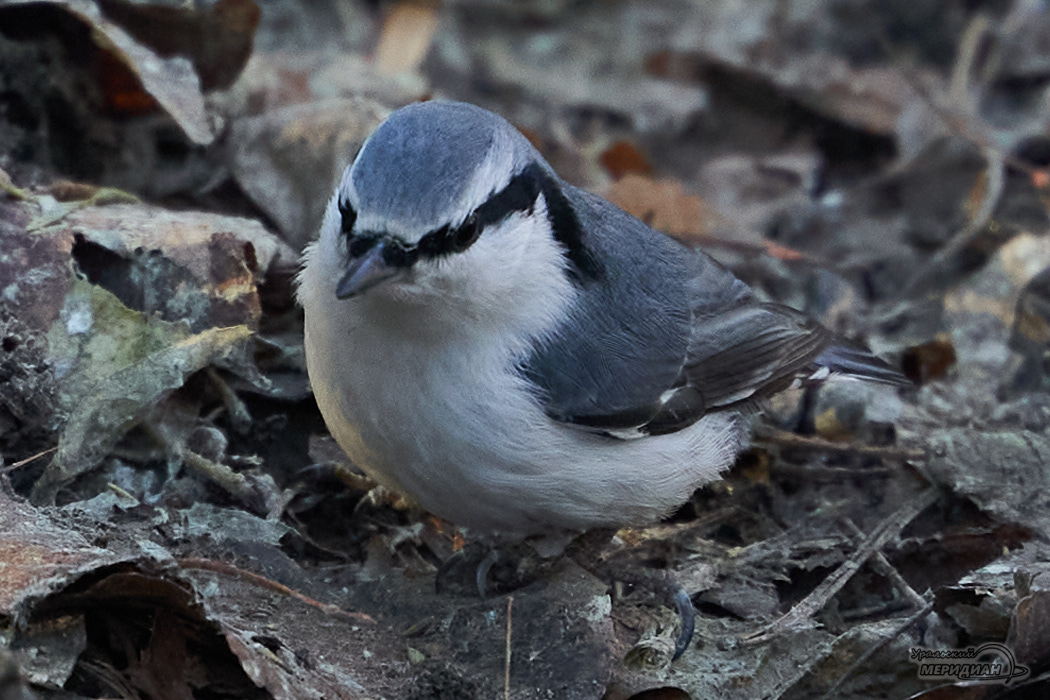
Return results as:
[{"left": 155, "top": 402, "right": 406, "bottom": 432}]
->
[
  {"left": 177, "top": 558, "right": 374, "bottom": 624},
  {"left": 901, "top": 146, "right": 1007, "bottom": 297},
  {"left": 0, "top": 446, "right": 57, "bottom": 473},
  {"left": 741, "top": 487, "right": 938, "bottom": 644},
  {"left": 839, "top": 516, "right": 928, "bottom": 612},
  {"left": 755, "top": 427, "right": 927, "bottom": 462},
  {"left": 819, "top": 601, "right": 934, "bottom": 700}
]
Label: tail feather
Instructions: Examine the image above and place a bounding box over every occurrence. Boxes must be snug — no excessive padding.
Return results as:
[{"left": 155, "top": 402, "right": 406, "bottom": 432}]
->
[{"left": 815, "top": 342, "right": 911, "bottom": 387}]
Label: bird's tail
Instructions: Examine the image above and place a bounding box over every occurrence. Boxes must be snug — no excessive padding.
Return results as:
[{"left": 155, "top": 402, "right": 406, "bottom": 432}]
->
[{"left": 815, "top": 342, "right": 911, "bottom": 387}]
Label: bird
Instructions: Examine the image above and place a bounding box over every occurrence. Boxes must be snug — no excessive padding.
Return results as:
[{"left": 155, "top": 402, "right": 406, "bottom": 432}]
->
[{"left": 297, "top": 100, "right": 907, "bottom": 554}]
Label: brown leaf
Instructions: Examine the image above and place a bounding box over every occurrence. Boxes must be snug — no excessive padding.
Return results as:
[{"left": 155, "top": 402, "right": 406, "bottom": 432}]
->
[
  {"left": 604, "top": 174, "right": 714, "bottom": 242},
  {"left": 230, "top": 97, "right": 388, "bottom": 250},
  {"left": 127, "top": 609, "right": 207, "bottom": 700},
  {"left": 901, "top": 335, "right": 958, "bottom": 385},
  {"left": 96, "top": 0, "right": 260, "bottom": 91},
  {"left": 600, "top": 141, "right": 654, "bottom": 180},
  {"left": 1008, "top": 590, "right": 1050, "bottom": 671},
  {"left": 4, "top": 0, "right": 214, "bottom": 144},
  {"left": 0, "top": 490, "right": 124, "bottom": 619}
]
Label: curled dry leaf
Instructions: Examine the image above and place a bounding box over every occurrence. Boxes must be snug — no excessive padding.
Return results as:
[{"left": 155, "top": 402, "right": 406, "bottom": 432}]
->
[
  {"left": 95, "top": 0, "right": 260, "bottom": 91},
  {"left": 61, "top": 202, "right": 291, "bottom": 332},
  {"left": 31, "top": 285, "right": 253, "bottom": 503},
  {"left": 0, "top": 489, "right": 126, "bottom": 620},
  {"left": 2, "top": 0, "right": 213, "bottom": 144},
  {"left": 1, "top": 191, "right": 291, "bottom": 502}
]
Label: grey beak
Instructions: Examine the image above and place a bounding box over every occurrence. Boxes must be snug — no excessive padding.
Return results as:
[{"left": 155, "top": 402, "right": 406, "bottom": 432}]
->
[{"left": 336, "top": 242, "right": 402, "bottom": 298}]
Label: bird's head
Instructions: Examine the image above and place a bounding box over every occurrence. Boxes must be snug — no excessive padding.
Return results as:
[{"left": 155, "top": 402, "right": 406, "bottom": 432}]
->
[{"left": 313, "top": 102, "right": 599, "bottom": 328}]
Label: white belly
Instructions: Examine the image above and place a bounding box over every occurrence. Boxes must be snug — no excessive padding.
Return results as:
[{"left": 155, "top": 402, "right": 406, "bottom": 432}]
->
[{"left": 303, "top": 301, "right": 746, "bottom": 539}]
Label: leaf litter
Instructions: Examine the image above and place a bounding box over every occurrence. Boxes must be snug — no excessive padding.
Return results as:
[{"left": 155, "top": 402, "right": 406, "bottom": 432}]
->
[{"left": 1, "top": 1, "right": 1050, "bottom": 698}]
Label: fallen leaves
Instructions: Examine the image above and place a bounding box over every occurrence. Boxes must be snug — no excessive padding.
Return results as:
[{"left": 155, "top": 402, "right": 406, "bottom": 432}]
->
[
  {"left": 3, "top": 1, "right": 1050, "bottom": 698},
  {"left": 0, "top": 0, "right": 217, "bottom": 145}
]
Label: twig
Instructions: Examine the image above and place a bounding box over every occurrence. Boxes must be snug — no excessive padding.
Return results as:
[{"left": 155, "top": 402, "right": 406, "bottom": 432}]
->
[
  {"left": 182, "top": 448, "right": 251, "bottom": 499},
  {"left": 771, "top": 463, "right": 894, "bottom": 480},
  {"left": 206, "top": 367, "right": 253, "bottom": 434},
  {"left": 741, "top": 487, "right": 938, "bottom": 644},
  {"left": 819, "top": 601, "right": 934, "bottom": 700},
  {"left": 755, "top": 427, "right": 927, "bottom": 462},
  {"left": 504, "top": 595, "right": 514, "bottom": 700},
  {"left": 687, "top": 232, "right": 836, "bottom": 270},
  {"left": 885, "top": 26, "right": 1042, "bottom": 180},
  {"left": 839, "top": 517, "right": 928, "bottom": 611},
  {"left": 0, "top": 446, "right": 57, "bottom": 473},
  {"left": 177, "top": 558, "right": 374, "bottom": 624},
  {"left": 0, "top": 176, "right": 28, "bottom": 201},
  {"left": 283, "top": 510, "right": 353, "bottom": 561},
  {"left": 948, "top": 14, "right": 990, "bottom": 110}
]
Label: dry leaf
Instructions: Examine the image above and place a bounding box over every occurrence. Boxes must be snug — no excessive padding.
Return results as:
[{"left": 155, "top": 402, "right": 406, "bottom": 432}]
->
[
  {"left": 230, "top": 97, "right": 388, "bottom": 250},
  {"left": 3, "top": 0, "right": 213, "bottom": 144},
  {"left": 96, "top": 0, "right": 260, "bottom": 91},
  {"left": 600, "top": 141, "right": 654, "bottom": 180},
  {"left": 604, "top": 174, "right": 713, "bottom": 242}
]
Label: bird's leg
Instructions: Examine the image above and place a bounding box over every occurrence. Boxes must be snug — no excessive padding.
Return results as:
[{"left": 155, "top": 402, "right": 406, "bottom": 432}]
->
[{"left": 568, "top": 530, "right": 697, "bottom": 661}]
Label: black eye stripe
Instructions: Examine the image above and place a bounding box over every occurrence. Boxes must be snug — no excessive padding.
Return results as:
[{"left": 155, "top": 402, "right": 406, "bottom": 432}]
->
[
  {"left": 337, "top": 198, "right": 356, "bottom": 235},
  {"left": 339, "top": 161, "right": 602, "bottom": 281},
  {"left": 474, "top": 165, "right": 541, "bottom": 227},
  {"left": 348, "top": 233, "right": 379, "bottom": 258},
  {"left": 403, "top": 165, "right": 542, "bottom": 262},
  {"left": 343, "top": 166, "right": 544, "bottom": 268}
]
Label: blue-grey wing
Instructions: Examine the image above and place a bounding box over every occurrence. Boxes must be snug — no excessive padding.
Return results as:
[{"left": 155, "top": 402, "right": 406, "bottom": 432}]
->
[
  {"left": 522, "top": 185, "right": 902, "bottom": 437},
  {"left": 520, "top": 186, "right": 709, "bottom": 430}
]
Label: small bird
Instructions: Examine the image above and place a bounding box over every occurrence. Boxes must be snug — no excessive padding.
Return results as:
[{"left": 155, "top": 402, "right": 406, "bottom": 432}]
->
[{"left": 298, "top": 101, "right": 906, "bottom": 550}]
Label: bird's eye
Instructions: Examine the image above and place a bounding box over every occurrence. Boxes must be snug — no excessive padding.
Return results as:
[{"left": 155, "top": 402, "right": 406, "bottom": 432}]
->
[
  {"left": 337, "top": 199, "right": 356, "bottom": 236},
  {"left": 450, "top": 213, "right": 481, "bottom": 252}
]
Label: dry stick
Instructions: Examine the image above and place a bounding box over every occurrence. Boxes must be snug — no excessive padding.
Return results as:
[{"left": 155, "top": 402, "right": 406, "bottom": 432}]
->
[
  {"left": 177, "top": 558, "right": 374, "bottom": 624},
  {"left": 819, "top": 601, "right": 934, "bottom": 700},
  {"left": 181, "top": 448, "right": 252, "bottom": 499},
  {"left": 772, "top": 463, "right": 894, "bottom": 481},
  {"left": 755, "top": 427, "right": 928, "bottom": 462},
  {"left": 0, "top": 446, "right": 57, "bottom": 473},
  {"left": 206, "top": 367, "right": 252, "bottom": 433},
  {"left": 504, "top": 595, "right": 514, "bottom": 700},
  {"left": 741, "top": 487, "right": 939, "bottom": 645},
  {"left": 687, "top": 232, "right": 835, "bottom": 270},
  {"left": 948, "top": 14, "right": 990, "bottom": 110},
  {"left": 885, "top": 17, "right": 1040, "bottom": 180},
  {"left": 839, "top": 516, "right": 928, "bottom": 611}
]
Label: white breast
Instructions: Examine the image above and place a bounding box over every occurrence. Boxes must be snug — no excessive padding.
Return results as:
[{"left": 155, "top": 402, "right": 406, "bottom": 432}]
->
[{"left": 298, "top": 213, "right": 747, "bottom": 539}]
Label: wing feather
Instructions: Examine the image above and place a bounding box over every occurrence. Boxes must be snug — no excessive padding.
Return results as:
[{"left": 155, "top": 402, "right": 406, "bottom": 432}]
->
[{"left": 520, "top": 183, "right": 903, "bottom": 438}]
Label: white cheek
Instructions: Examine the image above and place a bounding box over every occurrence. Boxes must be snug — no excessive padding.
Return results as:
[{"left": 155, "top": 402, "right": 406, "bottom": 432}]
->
[
  {"left": 296, "top": 197, "right": 341, "bottom": 307},
  {"left": 429, "top": 208, "right": 576, "bottom": 341}
]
